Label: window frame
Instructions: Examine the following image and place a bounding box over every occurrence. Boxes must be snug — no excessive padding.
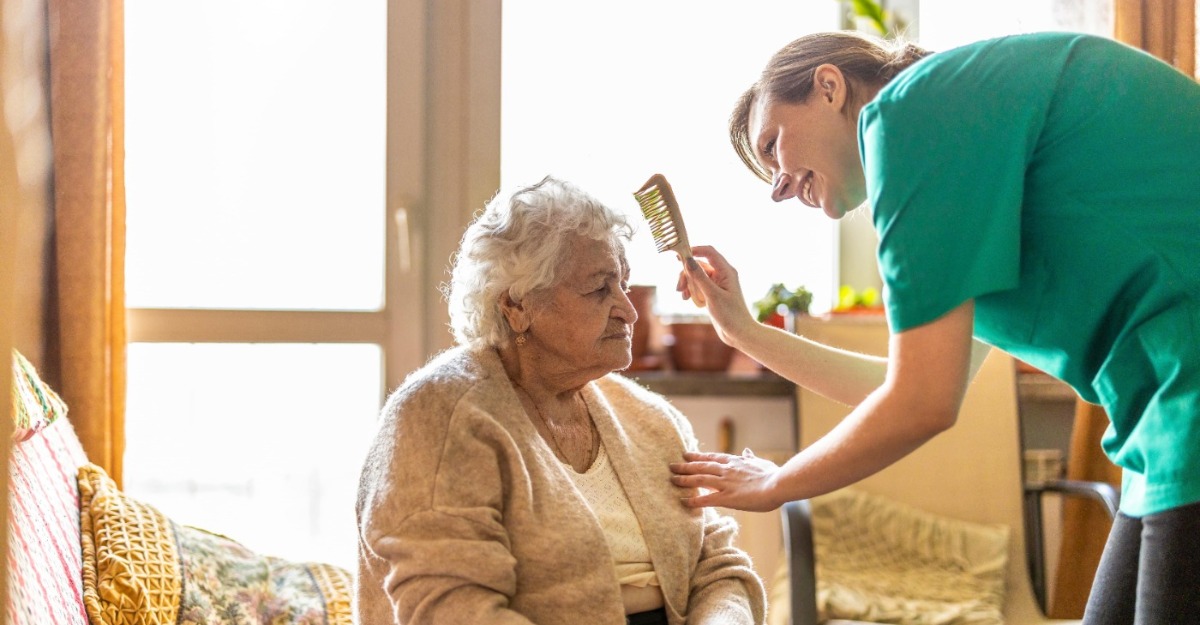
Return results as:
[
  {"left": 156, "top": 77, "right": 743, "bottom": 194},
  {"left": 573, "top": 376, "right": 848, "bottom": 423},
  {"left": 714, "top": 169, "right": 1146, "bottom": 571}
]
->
[{"left": 125, "top": 0, "right": 500, "bottom": 394}]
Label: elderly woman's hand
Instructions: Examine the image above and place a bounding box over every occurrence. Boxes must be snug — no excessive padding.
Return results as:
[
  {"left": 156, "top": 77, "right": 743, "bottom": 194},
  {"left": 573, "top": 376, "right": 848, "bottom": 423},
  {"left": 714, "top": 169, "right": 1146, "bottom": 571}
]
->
[
  {"left": 678, "top": 246, "right": 758, "bottom": 347},
  {"left": 670, "top": 448, "right": 785, "bottom": 512}
]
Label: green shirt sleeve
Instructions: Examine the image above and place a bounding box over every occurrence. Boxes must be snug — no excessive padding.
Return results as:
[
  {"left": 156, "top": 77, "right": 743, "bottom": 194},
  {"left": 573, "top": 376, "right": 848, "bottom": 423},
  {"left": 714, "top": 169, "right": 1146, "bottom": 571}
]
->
[{"left": 861, "top": 37, "right": 1054, "bottom": 333}]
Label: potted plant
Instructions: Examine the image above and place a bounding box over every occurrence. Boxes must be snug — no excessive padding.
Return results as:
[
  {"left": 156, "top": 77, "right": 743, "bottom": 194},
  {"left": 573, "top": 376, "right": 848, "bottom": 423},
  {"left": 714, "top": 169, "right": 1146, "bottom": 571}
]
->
[
  {"left": 839, "top": 0, "right": 908, "bottom": 38},
  {"left": 754, "top": 283, "right": 813, "bottom": 329}
]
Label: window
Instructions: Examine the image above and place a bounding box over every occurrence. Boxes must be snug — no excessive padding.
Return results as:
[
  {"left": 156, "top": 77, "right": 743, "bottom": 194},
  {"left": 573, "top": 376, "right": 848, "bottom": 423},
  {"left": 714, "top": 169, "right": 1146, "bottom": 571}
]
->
[
  {"left": 124, "top": 343, "right": 380, "bottom": 565},
  {"left": 501, "top": 1, "right": 842, "bottom": 317},
  {"left": 125, "top": 2, "right": 388, "bottom": 312},
  {"left": 918, "top": 0, "right": 1112, "bottom": 50},
  {"left": 124, "top": 0, "right": 395, "bottom": 569}
]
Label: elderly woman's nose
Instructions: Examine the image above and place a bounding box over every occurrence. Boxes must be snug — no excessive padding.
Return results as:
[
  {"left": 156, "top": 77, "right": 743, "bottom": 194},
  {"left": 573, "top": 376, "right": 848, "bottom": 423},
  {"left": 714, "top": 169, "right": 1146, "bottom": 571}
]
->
[
  {"left": 771, "top": 172, "right": 796, "bottom": 202},
  {"left": 616, "top": 291, "right": 638, "bottom": 323}
]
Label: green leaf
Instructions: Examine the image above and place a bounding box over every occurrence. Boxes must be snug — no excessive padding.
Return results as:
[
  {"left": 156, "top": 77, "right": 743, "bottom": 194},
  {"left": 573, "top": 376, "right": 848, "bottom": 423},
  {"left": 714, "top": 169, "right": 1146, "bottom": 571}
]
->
[{"left": 846, "top": 0, "right": 889, "bottom": 35}]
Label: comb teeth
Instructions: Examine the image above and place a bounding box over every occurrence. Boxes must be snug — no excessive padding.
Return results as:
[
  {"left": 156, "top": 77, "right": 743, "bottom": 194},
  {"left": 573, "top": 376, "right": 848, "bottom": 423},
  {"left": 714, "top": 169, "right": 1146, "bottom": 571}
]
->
[
  {"left": 633, "top": 188, "right": 680, "bottom": 252},
  {"left": 633, "top": 173, "right": 690, "bottom": 257}
]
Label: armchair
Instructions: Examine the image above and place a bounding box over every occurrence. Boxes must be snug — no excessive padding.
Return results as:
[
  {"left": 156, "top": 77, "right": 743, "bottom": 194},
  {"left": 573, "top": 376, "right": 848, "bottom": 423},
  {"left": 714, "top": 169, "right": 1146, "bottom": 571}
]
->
[{"left": 774, "top": 318, "right": 1118, "bottom": 625}]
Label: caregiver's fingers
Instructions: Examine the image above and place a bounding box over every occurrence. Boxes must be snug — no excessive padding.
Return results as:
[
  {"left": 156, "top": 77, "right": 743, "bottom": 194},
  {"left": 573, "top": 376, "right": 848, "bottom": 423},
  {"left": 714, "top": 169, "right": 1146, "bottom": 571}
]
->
[
  {"left": 676, "top": 256, "right": 715, "bottom": 301},
  {"left": 690, "top": 245, "right": 735, "bottom": 275},
  {"left": 678, "top": 450, "right": 738, "bottom": 464},
  {"left": 668, "top": 460, "right": 730, "bottom": 477}
]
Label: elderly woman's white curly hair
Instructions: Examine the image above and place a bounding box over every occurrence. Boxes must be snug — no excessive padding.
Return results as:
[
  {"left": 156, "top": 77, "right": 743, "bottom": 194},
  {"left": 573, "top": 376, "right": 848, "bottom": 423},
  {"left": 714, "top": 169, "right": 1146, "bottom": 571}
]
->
[{"left": 444, "top": 176, "right": 635, "bottom": 348}]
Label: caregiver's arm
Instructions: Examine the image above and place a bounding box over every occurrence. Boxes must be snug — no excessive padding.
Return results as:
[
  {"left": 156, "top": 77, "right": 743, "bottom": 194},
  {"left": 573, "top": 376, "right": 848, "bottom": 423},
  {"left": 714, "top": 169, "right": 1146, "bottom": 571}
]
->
[
  {"left": 670, "top": 298, "right": 979, "bottom": 512},
  {"left": 726, "top": 319, "right": 889, "bottom": 406},
  {"left": 684, "top": 246, "right": 989, "bottom": 407}
]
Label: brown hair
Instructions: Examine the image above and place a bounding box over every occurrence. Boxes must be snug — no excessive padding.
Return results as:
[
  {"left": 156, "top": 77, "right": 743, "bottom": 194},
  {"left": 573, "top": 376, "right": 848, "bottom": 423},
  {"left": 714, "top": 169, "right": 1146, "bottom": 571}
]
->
[{"left": 730, "top": 31, "right": 932, "bottom": 183}]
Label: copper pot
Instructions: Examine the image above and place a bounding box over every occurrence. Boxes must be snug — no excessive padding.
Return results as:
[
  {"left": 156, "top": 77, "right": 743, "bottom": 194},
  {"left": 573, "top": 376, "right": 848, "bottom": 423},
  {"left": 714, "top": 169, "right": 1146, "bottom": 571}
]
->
[
  {"left": 667, "top": 321, "right": 733, "bottom": 372},
  {"left": 628, "top": 285, "right": 656, "bottom": 360}
]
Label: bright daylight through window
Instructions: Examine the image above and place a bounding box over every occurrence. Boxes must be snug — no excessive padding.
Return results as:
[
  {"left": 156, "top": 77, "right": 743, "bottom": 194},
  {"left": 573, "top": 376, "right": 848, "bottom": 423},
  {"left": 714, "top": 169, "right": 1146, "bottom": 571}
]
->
[
  {"left": 501, "top": 1, "right": 842, "bottom": 319},
  {"left": 123, "top": 0, "right": 386, "bottom": 569}
]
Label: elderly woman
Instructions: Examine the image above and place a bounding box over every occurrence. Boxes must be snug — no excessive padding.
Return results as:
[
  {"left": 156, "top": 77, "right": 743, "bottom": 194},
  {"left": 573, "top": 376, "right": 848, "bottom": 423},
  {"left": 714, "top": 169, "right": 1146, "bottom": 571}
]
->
[{"left": 354, "top": 176, "right": 766, "bottom": 625}]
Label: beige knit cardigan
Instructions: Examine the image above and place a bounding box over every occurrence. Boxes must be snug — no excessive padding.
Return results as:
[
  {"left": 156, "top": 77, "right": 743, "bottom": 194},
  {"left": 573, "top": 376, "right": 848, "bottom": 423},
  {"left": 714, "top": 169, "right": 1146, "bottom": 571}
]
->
[{"left": 355, "top": 346, "right": 766, "bottom": 625}]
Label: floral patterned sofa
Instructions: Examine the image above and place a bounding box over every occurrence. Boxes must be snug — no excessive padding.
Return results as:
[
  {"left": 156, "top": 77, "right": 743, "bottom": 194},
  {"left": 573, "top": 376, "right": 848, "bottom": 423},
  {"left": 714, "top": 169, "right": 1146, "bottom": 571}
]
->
[{"left": 7, "top": 350, "right": 352, "bottom": 625}]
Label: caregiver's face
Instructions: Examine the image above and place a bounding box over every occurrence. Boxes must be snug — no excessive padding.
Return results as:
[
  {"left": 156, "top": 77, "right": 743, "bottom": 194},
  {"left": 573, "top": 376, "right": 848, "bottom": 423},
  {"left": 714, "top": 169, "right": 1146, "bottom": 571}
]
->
[{"left": 748, "top": 71, "right": 867, "bottom": 219}]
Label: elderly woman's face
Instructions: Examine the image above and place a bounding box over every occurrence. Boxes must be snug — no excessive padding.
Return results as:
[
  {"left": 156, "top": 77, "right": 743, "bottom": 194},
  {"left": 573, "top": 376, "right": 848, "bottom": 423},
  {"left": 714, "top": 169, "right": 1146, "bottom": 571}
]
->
[{"left": 526, "top": 234, "right": 638, "bottom": 378}]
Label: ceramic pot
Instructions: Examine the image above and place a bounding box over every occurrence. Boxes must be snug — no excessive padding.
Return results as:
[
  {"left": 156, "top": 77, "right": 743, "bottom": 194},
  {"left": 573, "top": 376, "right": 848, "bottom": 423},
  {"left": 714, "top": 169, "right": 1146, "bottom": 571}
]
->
[
  {"left": 628, "top": 285, "right": 656, "bottom": 360},
  {"left": 667, "top": 321, "right": 734, "bottom": 372}
]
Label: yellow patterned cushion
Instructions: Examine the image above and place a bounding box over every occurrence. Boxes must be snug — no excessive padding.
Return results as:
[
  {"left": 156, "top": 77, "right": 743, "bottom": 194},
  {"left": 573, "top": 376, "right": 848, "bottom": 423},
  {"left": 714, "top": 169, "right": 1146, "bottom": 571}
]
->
[
  {"left": 307, "top": 562, "right": 354, "bottom": 625},
  {"left": 78, "top": 463, "right": 354, "bottom": 625},
  {"left": 78, "top": 464, "right": 181, "bottom": 625}
]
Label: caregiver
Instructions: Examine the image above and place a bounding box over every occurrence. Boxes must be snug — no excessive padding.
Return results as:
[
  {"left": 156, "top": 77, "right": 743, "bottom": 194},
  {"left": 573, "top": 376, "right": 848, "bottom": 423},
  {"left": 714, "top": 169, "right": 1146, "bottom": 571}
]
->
[{"left": 668, "top": 30, "right": 1200, "bottom": 624}]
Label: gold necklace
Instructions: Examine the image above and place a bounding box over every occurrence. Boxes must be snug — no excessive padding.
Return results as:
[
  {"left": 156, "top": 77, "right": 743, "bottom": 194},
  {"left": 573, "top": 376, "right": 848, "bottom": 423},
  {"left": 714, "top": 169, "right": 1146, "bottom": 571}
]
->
[{"left": 513, "top": 384, "right": 596, "bottom": 468}]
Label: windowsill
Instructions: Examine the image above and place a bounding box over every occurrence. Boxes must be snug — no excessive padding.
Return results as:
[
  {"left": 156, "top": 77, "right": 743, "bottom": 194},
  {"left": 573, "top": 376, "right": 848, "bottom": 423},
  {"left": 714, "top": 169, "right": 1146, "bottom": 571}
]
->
[{"left": 624, "top": 368, "right": 795, "bottom": 397}]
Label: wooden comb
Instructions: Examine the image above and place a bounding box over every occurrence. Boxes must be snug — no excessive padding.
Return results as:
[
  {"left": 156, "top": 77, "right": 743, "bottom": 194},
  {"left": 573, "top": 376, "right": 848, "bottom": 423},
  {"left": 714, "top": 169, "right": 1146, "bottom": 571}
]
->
[{"left": 633, "top": 173, "right": 705, "bottom": 307}]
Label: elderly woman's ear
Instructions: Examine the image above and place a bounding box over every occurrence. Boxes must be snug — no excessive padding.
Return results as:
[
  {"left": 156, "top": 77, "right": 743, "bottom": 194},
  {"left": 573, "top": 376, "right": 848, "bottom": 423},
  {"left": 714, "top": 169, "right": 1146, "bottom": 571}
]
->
[{"left": 498, "top": 291, "right": 532, "bottom": 336}]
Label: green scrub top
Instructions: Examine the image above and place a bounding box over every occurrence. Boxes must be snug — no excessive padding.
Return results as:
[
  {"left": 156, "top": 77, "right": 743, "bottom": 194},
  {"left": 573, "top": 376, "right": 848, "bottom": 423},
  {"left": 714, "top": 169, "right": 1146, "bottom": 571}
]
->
[{"left": 860, "top": 32, "right": 1200, "bottom": 517}]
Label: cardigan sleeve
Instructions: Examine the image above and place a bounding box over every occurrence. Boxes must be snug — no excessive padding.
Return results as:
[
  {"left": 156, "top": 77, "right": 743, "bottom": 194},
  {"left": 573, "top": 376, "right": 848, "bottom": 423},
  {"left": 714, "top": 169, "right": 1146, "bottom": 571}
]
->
[
  {"left": 357, "top": 389, "right": 537, "bottom": 625},
  {"left": 662, "top": 403, "right": 768, "bottom": 624},
  {"left": 365, "top": 508, "right": 536, "bottom": 625},
  {"left": 685, "top": 508, "right": 767, "bottom": 625}
]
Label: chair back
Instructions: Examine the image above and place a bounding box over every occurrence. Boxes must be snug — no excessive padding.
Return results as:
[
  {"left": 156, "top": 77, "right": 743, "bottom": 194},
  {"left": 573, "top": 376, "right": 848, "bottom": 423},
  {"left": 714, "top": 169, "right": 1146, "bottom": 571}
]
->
[{"left": 794, "top": 316, "right": 1054, "bottom": 623}]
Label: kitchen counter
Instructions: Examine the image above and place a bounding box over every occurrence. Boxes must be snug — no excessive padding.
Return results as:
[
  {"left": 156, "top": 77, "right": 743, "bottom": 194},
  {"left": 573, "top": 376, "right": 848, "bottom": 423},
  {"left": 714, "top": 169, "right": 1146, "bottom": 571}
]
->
[{"left": 626, "top": 362, "right": 1076, "bottom": 402}]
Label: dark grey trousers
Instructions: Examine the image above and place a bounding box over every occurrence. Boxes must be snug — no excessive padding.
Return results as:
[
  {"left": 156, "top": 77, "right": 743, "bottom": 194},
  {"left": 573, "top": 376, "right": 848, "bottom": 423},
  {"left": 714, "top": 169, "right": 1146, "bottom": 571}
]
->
[{"left": 1084, "top": 499, "right": 1200, "bottom": 624}]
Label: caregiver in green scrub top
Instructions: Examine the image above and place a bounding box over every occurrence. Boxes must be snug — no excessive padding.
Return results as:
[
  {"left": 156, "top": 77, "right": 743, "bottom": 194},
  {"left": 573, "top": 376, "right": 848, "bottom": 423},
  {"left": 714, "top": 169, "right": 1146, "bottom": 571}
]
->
[{"left": 668, "top": 30, "right": 1200, "bottom": 623}]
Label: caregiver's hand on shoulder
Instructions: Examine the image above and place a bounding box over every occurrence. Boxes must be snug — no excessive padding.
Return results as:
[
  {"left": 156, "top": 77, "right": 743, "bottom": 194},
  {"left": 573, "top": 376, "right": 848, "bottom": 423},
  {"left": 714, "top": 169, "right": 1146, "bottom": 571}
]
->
[
  {"left": 680, "top": 246, "right": 757, "bottom": 344},
  {"left": 670, "top": 448, "right": 784, "bottom": 512}
]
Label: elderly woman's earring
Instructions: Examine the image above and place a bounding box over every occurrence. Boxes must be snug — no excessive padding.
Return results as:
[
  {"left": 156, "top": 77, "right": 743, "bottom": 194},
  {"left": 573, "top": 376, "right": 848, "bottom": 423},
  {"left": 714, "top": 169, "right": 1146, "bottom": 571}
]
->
[{"left": 516, "top": 333, "right": 527, "bottom": 347}]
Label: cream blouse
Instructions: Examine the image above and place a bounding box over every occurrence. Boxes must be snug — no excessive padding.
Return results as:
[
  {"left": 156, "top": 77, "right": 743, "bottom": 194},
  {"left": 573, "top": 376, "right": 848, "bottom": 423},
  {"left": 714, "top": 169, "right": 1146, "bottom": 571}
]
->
[{"left": 569, "top": 444, "right": 660, "bottom": 588}]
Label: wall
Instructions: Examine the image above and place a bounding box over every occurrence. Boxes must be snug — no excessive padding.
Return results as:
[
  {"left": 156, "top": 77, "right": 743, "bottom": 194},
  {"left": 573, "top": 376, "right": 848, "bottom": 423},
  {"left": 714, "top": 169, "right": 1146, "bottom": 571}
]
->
[
  {"left": 0, "top": 90, "right": 15, "bottom": 621},
  {"left": 2, "top": 0, "right": 55, "bottom": 608}
]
